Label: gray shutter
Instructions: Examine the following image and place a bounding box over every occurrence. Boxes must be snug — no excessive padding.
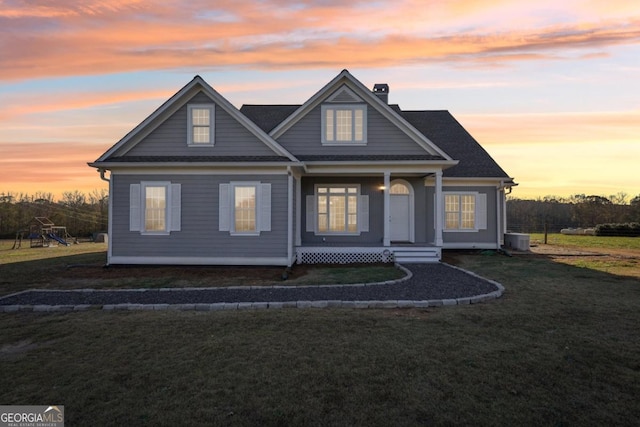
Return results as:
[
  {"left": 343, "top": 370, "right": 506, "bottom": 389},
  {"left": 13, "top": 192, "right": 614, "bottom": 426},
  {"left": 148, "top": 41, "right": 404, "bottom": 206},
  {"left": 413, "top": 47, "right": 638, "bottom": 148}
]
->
[
  {"left": 260, "top": 183, "right": 271, "bottom": 232},
  {"left": 358, "top": 195, "right": 369, "bottom": 232},
  {"left": 476, "top": 193, "right": 487, "bottom": 230},
  {"left": 219, "top": 183, "right": 230, "bottom": 231},
  {"left": 129, "top": 184, "right": 141, "bottom": 232},
  {"left": 170, "top": 183, "right": 181, "bottom": 232},
  {"left": 306, "top": 195, "right": 315, "bottom": 232}
]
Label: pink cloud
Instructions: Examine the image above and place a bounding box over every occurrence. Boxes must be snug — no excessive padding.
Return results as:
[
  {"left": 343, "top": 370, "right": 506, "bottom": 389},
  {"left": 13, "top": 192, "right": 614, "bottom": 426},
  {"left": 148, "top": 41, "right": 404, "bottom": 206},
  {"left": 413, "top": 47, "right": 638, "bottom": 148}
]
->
[{"left": 1, "top": 1, "right": 639, "bottom": 81}]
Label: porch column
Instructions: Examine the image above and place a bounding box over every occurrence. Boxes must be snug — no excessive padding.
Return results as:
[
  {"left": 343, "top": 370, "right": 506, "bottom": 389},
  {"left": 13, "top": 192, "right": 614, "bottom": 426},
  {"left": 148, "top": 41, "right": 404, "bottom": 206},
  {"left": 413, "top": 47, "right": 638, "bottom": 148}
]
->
[
  {"left": 383, "top": 171, "right": 391, "bottom": 246},
  {"left": 434, "top": 171, "right": 444, "bottom": 246}
]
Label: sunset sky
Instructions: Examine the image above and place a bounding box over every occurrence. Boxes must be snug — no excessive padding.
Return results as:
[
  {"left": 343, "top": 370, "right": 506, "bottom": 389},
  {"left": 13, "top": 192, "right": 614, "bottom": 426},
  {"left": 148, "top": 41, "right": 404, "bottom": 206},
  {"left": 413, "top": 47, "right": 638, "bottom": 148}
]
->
[{"left": 1, "top": 0, "right": 638, "bottom": 201}]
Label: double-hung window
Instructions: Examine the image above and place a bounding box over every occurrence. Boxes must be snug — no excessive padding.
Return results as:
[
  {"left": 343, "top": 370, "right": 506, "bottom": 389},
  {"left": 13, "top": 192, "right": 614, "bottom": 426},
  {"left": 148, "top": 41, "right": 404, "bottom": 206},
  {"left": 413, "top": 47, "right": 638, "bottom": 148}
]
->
[
  {"left": 129, "top": 182, "right": 181, "bottom": 235},
  {"left": 219, "top": 182, "right": 271, "bottom": 235},
  {"left": 234, "top": 185, "right": 257, "bottom": 233},
  {"left": 144, "top": 185, "right": 167, "bottom": 232},
  {"left": 187, "top": 104, "right": 215, "bottom": 146},
  {"left": 443, "top": 192, "right": 487, "bottom": 231},
  {"left": 322, "top": 105, "right": 366, "bottom": 145},
  {"left": 306, "top": 185, "right": 369, "bottom": 235}
]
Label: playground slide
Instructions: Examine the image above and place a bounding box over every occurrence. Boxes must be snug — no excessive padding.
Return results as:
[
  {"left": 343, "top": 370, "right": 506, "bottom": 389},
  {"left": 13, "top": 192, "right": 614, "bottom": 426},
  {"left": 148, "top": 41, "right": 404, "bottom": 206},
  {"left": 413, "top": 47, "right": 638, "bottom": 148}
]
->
[{"left": 47, "top": 233, "right": 70, "bottom": 246}]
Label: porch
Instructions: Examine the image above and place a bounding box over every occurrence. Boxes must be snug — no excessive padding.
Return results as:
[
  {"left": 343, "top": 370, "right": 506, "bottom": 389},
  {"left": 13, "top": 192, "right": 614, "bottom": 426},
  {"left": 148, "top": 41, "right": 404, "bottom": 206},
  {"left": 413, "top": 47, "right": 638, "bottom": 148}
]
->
[{"left": 295, "top": 243, "right": 441, "bottom": 264}]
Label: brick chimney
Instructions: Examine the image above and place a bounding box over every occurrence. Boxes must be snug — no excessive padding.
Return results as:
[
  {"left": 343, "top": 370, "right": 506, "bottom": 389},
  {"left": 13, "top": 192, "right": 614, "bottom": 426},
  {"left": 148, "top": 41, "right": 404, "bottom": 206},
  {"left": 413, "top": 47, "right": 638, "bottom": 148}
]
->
[{"left": 373, "top": 83, "right": 389, "bottom": 103}]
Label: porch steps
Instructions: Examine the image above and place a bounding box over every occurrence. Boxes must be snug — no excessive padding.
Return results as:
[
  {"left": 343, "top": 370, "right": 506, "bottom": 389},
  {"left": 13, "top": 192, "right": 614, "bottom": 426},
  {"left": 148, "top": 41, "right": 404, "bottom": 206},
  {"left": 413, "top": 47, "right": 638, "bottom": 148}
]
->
[{"left": 392, "top": 247, "right": 441, "bottom": 264}]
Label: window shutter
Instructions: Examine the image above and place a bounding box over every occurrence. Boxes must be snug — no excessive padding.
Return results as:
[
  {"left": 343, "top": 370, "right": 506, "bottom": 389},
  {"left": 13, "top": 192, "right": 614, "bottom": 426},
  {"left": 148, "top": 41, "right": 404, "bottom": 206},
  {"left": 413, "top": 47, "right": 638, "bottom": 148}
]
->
[
  {"left": 306, "top": 195, "right": 315, "bottom": 232},
  {"left": 129, "top": 184, "right": 141, "bottom": 232},
  {"left": 260, "top": 183, "right": 271, "bottom": 232},
  {"left": 219, "top": 183, "right": 230, "bottom": 231},
  {"left": 170, "top": 184, "right": 181, "bottom": 231},
  {"left": 476, "top": 193, "right": 487, "bottom": 230},
  {"left": 358, "top": 195, "right": 369, "bottom": 232}
]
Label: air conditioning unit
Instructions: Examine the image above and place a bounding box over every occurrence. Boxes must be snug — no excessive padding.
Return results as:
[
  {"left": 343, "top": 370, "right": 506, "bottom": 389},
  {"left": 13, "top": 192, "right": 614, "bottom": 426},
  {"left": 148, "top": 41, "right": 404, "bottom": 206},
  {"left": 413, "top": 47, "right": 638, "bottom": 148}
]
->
[{"left": 504, "top": 233, "right": 530, "bottom": 251}]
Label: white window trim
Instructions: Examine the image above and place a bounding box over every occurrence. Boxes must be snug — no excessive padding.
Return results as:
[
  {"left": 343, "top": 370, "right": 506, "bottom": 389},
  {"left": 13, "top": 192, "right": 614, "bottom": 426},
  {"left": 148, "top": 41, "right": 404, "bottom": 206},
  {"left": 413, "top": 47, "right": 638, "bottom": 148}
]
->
[
  {"left": 187, "top": 104, "right": 215, "bottom": 146},
  {"left": 313, "top": 184, "right": 362, "bottom": 236},
  {"left": 140, "top": 181, "right": 172, "bottom": 236},
  {"left": 229, "top": 181, "right": 261, "bottom": 236},
  {"left": 219, "top": 181, "right": 271, "bottom": 237},
  {"left": 321, "top": 104, "right": 367, "bottom": 146},
  {"left": 443, "top": 191, "right": 482, "bottom": 233}
]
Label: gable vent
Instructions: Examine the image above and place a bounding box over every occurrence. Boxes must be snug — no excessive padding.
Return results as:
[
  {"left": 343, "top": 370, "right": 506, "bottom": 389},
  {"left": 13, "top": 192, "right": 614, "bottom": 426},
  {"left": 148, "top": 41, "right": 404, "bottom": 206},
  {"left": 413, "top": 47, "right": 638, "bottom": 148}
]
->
[
  {"left": 373, "top": 83, "right": 389, "bottom": 104},
  {"left": 327, "top": 86, "right": 362, "bottom": 103}
]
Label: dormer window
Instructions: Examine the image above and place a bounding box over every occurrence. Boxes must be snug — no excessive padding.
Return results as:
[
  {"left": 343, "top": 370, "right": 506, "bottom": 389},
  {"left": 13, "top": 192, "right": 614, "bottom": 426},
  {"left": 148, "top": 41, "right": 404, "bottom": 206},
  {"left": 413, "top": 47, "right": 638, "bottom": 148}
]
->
[
  {"left": 321, "top": 104, "right": 367, "bottom": 145},
  {"left": 187, "top": 104, "right": 215, "bottom": 146}
]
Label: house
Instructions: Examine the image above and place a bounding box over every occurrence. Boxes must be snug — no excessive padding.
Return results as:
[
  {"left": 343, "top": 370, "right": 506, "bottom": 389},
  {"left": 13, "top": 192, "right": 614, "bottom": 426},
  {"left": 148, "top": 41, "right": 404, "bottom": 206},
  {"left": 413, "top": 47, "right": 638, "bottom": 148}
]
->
[{"left": 89, "top": 70, "right": 516, "bottom": 266}]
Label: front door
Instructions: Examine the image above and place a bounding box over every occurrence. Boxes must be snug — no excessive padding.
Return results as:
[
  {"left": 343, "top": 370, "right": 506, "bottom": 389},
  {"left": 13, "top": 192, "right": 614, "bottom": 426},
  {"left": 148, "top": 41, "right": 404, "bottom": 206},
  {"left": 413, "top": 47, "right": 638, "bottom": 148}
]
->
[{"left": 390, "top": 182, "right": 411, "bottom": 242}]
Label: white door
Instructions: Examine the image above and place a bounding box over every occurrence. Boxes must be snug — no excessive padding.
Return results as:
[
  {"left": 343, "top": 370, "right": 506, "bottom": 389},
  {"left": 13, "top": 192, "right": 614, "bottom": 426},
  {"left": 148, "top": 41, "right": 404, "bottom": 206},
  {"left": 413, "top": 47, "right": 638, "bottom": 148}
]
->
[{"left": 390, "top": 182, "right": 411, "bottom": 242}]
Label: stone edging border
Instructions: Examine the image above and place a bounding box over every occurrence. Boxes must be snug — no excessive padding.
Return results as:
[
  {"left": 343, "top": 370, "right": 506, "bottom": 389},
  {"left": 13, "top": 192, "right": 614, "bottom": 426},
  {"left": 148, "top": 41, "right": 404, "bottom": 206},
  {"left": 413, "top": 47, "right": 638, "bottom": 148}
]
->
[{"left": 0, "top": 263, "right": 504, "bottom": 313}]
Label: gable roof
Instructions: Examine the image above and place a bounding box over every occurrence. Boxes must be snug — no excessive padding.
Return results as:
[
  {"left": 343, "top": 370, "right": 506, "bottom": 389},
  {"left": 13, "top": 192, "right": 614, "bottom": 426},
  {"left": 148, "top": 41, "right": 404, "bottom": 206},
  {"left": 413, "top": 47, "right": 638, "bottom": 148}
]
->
[
  {"left": 401, "top": 110, "right": 511, "bottom": 179},
  {"left": 94, "top": 76, "right": 298, "bottom": 163},
  {"left": 267, "top": 70, "right": 454, "bottom": 160}
]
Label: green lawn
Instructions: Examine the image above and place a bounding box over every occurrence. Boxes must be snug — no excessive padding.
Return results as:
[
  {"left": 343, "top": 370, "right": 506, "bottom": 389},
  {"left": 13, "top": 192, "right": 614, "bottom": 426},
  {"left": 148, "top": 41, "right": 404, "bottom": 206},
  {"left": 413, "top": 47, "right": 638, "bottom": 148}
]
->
[
  {"left": 1, "top": 246, "right": 639, "bottom": 425},
  {"left": 530, "top": 233, "right": 640, "bottom": 250},
  {"left": 0, "top": 240, "right": 405, "bottom": 296}
]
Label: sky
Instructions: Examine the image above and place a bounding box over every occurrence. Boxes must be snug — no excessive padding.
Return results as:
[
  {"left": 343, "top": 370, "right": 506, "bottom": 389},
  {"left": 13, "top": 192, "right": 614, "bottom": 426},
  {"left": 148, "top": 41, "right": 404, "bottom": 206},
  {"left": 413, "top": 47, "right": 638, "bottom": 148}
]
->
[{"left": 0, "top": 0, "right": 639, "bottom": 201}]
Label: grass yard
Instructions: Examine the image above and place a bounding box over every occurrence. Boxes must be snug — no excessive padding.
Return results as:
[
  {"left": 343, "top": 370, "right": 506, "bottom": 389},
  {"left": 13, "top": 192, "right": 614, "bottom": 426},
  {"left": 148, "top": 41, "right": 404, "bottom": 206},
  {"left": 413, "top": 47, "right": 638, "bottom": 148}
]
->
[
  {"left": 1, "top": 238, "right": 639, "bottom": 425},
  {"left": 528, "top": 234, "right": 640, "bottom": 278},
  {"left": 0, "top": 240, "right": 404, "bottom": 296},
  {"left": 530, "top": 233, "right": 640, "bottom": 251}
]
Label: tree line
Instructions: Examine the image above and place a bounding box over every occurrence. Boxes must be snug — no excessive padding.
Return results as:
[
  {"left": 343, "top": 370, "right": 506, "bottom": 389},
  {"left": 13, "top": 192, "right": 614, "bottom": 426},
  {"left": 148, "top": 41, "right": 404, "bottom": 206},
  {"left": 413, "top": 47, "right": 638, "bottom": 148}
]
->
[
  {"left": 0, "top": 190, "right": 108, "bottom": 239},
  {"left": 2, "top": 189, "right": 639, "bottom": 240},
  {"left": 507, "top": 193, "right": 640, "bottom": 233}
]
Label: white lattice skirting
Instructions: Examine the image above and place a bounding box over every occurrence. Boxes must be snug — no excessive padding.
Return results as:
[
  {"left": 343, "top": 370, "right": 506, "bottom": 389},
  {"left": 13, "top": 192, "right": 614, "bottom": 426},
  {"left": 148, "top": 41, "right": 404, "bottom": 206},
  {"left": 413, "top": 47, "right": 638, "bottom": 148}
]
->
[{"left": 296, "top": 247, "right": 394, "bottom": 264}]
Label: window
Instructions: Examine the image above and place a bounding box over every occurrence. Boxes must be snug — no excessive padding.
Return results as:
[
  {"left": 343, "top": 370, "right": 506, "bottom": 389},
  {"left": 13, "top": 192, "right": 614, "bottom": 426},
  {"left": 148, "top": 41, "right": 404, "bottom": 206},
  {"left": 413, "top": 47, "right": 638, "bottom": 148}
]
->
[
  {"left": 321, "top": 105, "right": 366, "bottom": 145},
  {"left": 188, "top": 104, "right": 215, "bottom": 146},
  {"left": 234, "top": 185, "right": 257, "bottom": 233},
  {"left": 305, "top": 185, "right": 369, "bottom": 235},
  {"left": 219, "top": 182, "right": 271, "bottom": 235},
  {"left": 390, "top": 183, "right": 410, "bottom": 195},
  {"left": 445, "top": 194, "right": 475, "bottom": 230},
  {"left": 145, "top": 186, "right": 167, "bottom": 232},
  {"left": 443, "top": 192, "right": 487, "bottom": 231},
  {"left": 129, "top": 182, "right": 181, "bottom": 234}
]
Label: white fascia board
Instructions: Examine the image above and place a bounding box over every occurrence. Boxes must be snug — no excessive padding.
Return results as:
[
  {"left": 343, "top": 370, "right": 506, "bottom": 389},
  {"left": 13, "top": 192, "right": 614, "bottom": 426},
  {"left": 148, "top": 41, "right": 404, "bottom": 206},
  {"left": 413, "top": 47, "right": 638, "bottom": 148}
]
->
[
  {"left": 96, "top": 79, "right": 203, "bottom": 162},
  {"left": 105, "top": 166, "right": 293, "bottom": 175},
  {"left": 194, "top": 77, "right": 299, "bottom": 162},
  {"left": 270, "top": 70, "right": 454, "bottom": 160},
  {"left": 95, "top": 76, "right": 299, "bottom": 163},
  {"left": 424, "top": 177, "right": 516, "bottom": 187},
  {"left": 303, "top": 164, "right": 453, "bottom": 175},
  {"left": 269, "top": 70, "right": 351, "bottom": 139}
]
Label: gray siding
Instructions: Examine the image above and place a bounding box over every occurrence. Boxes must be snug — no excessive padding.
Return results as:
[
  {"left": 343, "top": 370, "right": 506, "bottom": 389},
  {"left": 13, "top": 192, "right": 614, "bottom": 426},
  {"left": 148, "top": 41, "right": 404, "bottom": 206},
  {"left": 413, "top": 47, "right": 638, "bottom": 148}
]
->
[
  {"left": 424, "top": 186, "right": 499, "bottom": 246},
  {"left": 126, "top": 92, "right": 277, "bottom": 157},
  {"left": 277, "top": 104, "right": 429, "bottom": 156},
  {"left": 301, "top": 176, "right": 430, "bottom": 246},
  {"left": 111, "top": 173, "right": 289, "bottom": 260}
]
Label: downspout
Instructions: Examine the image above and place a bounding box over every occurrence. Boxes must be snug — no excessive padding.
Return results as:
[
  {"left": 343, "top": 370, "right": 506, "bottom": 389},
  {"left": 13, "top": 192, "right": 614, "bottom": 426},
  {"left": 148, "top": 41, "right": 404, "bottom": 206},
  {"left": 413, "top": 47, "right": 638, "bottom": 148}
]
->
[
  {"left": 287, "top": 167, "right": 294, "bottom": 267},
  {"left": 496, "top": 180, "right": 510, "bottom": 248},
  {"left": 98, "top": 168, "right": 112, "bottom": 265},
  {"left": 99, "top": 168, "right": 110, "bottom": 182}
]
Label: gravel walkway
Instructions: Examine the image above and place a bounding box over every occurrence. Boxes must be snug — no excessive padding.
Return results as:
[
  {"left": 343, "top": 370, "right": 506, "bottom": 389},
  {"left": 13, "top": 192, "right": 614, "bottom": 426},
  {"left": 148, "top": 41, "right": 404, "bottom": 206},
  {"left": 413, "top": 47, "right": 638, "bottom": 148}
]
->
[{"left": 0, "top": 263, "right": 504, "bottom": 311}]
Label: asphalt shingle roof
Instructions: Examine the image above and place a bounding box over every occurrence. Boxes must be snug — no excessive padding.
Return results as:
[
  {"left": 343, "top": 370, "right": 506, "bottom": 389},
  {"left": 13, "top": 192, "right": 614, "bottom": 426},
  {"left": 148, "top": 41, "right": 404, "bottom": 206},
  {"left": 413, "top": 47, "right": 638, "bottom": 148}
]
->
[
  {"left": 240, "top": 105, "right": 511, "bottom": 179},
  {"left": 240, "top": 105, "right": 300, "bottom": 133},
  {"left": 400, "top": 110, "right": 511, "bottom": 178}
]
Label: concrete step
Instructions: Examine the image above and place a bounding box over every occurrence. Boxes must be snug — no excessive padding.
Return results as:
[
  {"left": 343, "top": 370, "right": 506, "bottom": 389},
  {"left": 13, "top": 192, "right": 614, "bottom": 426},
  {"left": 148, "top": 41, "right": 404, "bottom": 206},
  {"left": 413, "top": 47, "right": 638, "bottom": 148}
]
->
[{"left": 393, "top": 248, "right": 441, "bottom": 263}]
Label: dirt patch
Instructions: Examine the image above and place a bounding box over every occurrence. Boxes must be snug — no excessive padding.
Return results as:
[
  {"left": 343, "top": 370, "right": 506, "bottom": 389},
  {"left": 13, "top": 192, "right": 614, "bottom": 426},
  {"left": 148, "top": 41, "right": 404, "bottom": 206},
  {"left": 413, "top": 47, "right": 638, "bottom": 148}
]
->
[{"left": 59, "top": 263, "right": 396, "bottom": 288}]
